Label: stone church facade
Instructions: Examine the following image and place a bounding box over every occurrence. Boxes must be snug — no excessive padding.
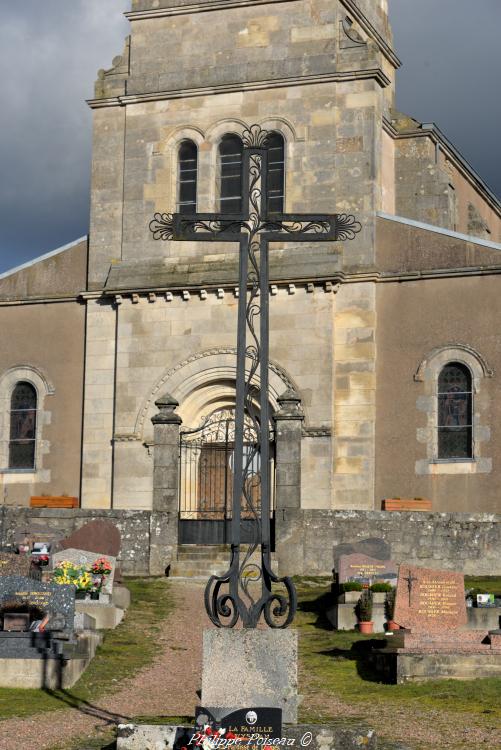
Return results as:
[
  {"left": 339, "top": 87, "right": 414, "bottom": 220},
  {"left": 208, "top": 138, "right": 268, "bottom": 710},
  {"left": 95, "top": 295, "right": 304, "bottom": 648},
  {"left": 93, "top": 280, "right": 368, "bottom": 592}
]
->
[{"left": 1, "top": 0, "right": 501, "bottom": 556}]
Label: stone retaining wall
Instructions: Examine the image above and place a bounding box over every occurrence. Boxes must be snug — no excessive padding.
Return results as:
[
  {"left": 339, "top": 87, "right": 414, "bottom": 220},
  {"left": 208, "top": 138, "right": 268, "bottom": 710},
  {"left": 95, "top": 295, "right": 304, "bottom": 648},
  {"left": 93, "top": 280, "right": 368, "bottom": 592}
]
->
[
  {"left": 2, "top": 507, "right": 500, "bottom": 578},
  {"left": 0, "top": 507, "right": 173, "bottom": 576},
  {"left": 275, "top": 509, "right": 501, "bottom": 577}
]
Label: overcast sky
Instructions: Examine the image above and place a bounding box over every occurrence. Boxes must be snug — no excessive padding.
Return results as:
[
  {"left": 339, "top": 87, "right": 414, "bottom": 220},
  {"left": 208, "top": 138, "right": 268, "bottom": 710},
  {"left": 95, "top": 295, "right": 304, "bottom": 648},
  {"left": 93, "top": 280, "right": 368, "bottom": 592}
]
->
[{"left": 0, "top": 0, "right": 499, "bottom": 274}]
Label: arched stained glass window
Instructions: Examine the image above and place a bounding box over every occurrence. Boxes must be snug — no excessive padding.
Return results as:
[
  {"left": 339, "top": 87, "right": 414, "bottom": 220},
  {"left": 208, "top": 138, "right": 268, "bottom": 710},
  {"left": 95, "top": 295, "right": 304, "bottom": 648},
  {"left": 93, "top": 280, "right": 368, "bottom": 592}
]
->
[
  {"left": 178, "top": 140, "right": 198, "bottom": 214},
  {"left": 219, "top": 134, "right": 243, "bottom": 214},
  {"left": 266, "top": 132, "right": 285, "bottom": 214},
  {"left": 9, "top": 382, "right": 37, "bottom": 469},
  {"left": 437, "top": 362, "right": 472, "bottom": 459}
]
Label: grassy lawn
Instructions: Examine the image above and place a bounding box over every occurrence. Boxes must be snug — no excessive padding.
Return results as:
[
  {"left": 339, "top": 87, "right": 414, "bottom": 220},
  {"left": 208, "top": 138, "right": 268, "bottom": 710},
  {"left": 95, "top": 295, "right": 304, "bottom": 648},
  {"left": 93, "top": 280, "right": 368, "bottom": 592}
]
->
[
  {"left": 0, "top": 577, "right": 173, "bottom": 722},
  {"left": 464, "top": 576, "right": 501, "bottom": 596},
  {"left": 295, "top": 577, "right": 501, "bottom": 721}
]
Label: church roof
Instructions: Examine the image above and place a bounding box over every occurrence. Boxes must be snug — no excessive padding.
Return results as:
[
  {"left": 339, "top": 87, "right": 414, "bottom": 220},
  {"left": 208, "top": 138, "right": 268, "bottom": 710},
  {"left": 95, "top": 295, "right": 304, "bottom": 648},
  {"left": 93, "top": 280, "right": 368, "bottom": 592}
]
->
[{"left": 0, "top": 236, "right": 88, "bottom": 302}]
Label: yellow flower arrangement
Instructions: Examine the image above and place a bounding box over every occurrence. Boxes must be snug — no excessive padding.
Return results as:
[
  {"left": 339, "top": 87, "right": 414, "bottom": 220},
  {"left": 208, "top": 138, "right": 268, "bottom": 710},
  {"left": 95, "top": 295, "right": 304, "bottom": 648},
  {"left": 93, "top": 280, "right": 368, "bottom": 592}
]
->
[{"left": 52, "top": 560, "right": 93, "bottom": 591}]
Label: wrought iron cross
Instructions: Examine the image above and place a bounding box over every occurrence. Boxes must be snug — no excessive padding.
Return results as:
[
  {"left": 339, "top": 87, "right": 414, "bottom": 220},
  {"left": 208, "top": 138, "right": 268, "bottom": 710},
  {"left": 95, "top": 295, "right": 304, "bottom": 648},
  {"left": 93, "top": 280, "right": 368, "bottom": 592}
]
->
[
  {"left": 404, "top": 570, "right": 419, "bottom": 607},
  {"left": 149, "top": 124, "right": 361, "bottom": 628}
]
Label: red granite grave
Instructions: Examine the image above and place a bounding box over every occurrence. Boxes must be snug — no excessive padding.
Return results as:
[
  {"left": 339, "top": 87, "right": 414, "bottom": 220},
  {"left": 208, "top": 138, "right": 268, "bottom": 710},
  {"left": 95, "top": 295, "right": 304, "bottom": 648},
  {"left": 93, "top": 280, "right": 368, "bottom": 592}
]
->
[
  {"left": 394, "top": 564, "right": 467, "bottom": 633},
  {"left": 372, "top": 565, "right": 501, "bottom": 682},
  {"left": 58, "top": 520, "right": 121, "bottom": 557}
]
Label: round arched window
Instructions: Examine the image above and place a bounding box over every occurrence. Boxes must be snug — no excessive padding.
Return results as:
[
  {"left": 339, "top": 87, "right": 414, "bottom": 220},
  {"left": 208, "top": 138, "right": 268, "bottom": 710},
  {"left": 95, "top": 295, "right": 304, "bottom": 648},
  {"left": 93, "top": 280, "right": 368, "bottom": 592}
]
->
[
  {"left": 437, "top": 362, "right": 472, "bottom": 459},
  {"left": 9, "top": 382, "right": 37, "bottom": 469}
]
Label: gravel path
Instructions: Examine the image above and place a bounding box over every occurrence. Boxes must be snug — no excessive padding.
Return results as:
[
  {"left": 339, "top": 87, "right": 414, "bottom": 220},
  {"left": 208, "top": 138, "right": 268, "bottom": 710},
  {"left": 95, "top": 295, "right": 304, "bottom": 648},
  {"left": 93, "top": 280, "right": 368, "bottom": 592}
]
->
[{"left": 0, "top": 580, "right": 207, "bottom": 750}]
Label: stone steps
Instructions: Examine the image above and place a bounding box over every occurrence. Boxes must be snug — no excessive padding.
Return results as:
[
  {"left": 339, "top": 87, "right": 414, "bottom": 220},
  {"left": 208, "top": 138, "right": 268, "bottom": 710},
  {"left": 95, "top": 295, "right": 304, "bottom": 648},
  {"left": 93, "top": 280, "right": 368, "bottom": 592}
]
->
[{"left": 170, "top": 545, "right": 277, "bottom": 578}]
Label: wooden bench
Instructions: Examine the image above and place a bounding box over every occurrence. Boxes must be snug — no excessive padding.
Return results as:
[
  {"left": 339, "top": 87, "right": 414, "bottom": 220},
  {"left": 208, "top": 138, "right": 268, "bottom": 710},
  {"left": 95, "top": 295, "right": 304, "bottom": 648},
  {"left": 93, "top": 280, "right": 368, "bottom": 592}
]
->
[
  {"left": 382, "top": 497, "right": 432, "bottom": 512},
  {"left": 30, "top": 496, "right": 79, "bottom": 509}
]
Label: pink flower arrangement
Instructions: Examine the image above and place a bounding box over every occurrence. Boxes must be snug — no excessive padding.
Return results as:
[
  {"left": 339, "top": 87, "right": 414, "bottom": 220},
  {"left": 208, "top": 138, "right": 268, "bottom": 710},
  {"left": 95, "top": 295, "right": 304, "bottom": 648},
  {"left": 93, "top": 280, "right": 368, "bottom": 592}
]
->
[{"left": 91, "top": 557, "right": 112, "bottom": 576}]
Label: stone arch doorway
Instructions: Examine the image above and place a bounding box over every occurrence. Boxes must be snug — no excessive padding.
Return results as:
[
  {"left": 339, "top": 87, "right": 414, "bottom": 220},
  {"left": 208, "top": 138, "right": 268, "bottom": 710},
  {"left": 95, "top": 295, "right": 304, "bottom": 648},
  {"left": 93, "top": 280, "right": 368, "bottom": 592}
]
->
[{"left": 178, "top": 405, "right": 275, "bottom": 545}]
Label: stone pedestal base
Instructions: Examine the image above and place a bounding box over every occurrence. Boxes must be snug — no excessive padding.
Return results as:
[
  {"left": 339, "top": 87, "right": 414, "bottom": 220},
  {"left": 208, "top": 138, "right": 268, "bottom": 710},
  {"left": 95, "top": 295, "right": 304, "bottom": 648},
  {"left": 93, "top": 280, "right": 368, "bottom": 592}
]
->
[
  {"left": 373, "top": 628, "right": 501, "bottom": 683},
  {"left": 201, "top": 628, "right": 298, "bottom": 723},
  {"left": 117, "top": 724, "right": 378, "bottom": 750}
]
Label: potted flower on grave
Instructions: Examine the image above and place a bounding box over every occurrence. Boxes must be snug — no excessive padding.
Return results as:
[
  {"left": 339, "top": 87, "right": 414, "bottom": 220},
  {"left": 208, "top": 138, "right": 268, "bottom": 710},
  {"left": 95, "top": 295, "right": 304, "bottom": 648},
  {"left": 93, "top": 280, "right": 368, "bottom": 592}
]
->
[
  {"left": 384, "top": 587, "right": 399, "bottom": 631},
  {"left": 52, "top": 561, "right": 93, "bottom": 599},
  {"left": 90, "top": 556, "right": 112, "bottom": 599},
  {"left": 355, "top": 590, "right": 374, "bottom": 634}
]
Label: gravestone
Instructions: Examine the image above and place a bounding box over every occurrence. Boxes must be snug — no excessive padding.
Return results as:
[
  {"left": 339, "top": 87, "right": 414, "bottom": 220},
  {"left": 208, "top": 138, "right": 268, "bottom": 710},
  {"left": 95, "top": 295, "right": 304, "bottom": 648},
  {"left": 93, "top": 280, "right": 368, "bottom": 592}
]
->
[
  {"left": 0, "top": 575, "right": 75, "bottom": 636},
  {"left": 201, "top": 630, "right": 298, "bottom": 723},
  {"left": 333, "top": 537, "right": 392, "bottom": 565},
  {"left": 195, "top": 706, "right": 282, "bottom": 737},
  {"left": 58, "top": 520, "right": 121, "bottom": 557},
  {"left": 338, "top": 553, "right": 398, "bottom": 586},
  {"left": 52, "top": 548, "right": 116, "bottom": 595},
  {"left": 393, "top": 564, "right": 467, "bottom": 632},
  {"left": 0, "top": 553, "right": 33, "bottom": 578}
]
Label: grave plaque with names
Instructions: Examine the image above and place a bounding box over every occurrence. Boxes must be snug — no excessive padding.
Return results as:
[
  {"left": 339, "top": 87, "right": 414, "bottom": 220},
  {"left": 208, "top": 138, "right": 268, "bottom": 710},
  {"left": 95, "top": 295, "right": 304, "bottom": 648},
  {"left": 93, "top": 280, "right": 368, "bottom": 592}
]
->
[
  {"left": 0, "top": 575, "right": 75, "bottom": 636},
  {"left": 337, "top": 553, "right": 398, "bottom": 586},
  {"left": 393, "top": 564, "right": 467, "bottom": 632}
]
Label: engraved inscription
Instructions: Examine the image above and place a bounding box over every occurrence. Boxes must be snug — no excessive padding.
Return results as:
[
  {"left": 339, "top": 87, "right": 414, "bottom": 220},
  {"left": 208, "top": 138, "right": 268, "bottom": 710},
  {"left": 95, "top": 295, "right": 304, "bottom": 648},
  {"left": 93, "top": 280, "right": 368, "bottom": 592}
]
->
[{"left": 416, "top": 578, "right": 461, "bottom": 618}]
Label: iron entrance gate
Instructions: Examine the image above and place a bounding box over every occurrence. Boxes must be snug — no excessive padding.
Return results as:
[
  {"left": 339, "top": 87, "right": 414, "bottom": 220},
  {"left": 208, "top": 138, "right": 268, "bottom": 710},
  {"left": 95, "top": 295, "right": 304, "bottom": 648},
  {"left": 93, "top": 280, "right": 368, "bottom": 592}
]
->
[{"left": 179, "top": 410, "right": 275, "bottom": 545}]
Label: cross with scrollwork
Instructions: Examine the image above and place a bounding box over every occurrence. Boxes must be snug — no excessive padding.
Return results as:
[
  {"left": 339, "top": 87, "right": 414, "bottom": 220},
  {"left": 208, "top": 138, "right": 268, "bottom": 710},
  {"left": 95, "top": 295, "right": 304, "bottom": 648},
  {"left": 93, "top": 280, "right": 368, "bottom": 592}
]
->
[{"left": 149, "top": 124, "right": 362, "bottom": 629}]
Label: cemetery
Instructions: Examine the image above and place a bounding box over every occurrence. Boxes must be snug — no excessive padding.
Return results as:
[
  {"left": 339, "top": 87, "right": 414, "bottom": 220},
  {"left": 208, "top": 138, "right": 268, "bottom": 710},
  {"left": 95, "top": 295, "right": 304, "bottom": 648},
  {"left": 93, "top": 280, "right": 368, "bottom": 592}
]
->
[{"left": 0, "top": 522, "right": 130, "bottom": 691}]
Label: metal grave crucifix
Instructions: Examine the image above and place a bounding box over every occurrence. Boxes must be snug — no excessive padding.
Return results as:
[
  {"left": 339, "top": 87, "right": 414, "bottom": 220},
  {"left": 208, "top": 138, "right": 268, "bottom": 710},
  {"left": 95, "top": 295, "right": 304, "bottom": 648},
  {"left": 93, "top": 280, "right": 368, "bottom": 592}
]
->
[{"left": 149, "top": 124, "right": 361, "bottom": 628}]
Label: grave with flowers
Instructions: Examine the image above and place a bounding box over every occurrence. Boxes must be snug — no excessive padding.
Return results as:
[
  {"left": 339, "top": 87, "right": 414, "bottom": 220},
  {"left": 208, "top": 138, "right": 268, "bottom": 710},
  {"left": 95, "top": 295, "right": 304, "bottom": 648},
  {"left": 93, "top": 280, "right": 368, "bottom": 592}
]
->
[
  {"left": 51, "top": 549, "right": 129, "bottom": 629},
  {"left": 51, "top": 548, "right": 116, "bottom": 600}
]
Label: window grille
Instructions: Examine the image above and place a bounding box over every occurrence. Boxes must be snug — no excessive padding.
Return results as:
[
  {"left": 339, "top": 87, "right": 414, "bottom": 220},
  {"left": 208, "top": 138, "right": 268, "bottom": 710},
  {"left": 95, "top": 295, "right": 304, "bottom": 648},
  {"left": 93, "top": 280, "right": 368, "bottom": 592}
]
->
[
  {"left": 437, "top": 362, "right": 472, "bottom": 459},
  {"left": 178, "top": 140, "right": 198, "bottom": 214},
  {"left": 219, "top": 134, "right": 244, "bottom": 214},
  {"left": 266, "top": 132, "right": 285, "bottom": 214},
  {"left": 9, "top": 382, "right": 37, "bottom": 469}
]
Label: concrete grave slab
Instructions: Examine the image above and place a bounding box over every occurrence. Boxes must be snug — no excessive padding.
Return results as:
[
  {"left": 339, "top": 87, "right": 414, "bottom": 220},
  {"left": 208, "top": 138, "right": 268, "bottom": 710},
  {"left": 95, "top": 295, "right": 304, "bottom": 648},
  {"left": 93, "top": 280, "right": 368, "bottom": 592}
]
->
[{"left": 116, "top": 724, "right": 377, "bottom": 750}]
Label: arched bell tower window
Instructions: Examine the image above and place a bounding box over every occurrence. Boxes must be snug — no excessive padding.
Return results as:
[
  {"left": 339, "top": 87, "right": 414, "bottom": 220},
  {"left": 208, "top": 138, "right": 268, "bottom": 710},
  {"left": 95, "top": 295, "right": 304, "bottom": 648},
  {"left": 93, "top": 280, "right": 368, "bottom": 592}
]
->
[
  {"left": 266, "top": 132, "right": 285, "bottom": 214},
  {"left": 219, "top": 134, "right": 243, "bottom": 214},
  {"left": 9, "top": 382, "right": 37, "bottom": 469},
  {"left": 178, "top": 140, "right": 198, "bottom": 214},
  {"left": 437, "top": 362, "right": 473, "bottom": 459}
]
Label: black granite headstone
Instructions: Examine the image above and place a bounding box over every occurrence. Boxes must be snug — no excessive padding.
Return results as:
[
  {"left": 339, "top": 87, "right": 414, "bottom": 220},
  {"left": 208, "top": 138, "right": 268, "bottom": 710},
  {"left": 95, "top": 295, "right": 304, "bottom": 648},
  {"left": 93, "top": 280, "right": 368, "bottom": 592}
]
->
[
  {"left": 333, "top": 537, "right": 392, "bottom": 565},
  {"left": 0, "top": 575, "right": 74, "bottom": 636},
  {"left": 195, "top": 706, "right": 282, "bottom": 738}
]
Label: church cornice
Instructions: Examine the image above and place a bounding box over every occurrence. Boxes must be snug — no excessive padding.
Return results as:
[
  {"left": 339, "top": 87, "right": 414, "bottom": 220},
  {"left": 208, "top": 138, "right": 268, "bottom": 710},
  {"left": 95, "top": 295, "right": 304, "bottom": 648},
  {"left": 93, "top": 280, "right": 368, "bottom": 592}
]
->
[
  {"left": 87, "top": 68, "right": 391, "bottom": 110},
  {"left": 125, "top": 0, "right": 400, "bottom": 69},
  {"left": 77, "top": 261, "right": 501, "bottom": 306}
]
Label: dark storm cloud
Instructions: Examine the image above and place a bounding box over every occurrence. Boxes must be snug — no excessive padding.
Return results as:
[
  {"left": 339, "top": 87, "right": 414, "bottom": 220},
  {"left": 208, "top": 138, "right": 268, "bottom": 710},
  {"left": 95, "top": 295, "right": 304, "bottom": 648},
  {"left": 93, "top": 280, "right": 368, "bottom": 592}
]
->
[
  {"left": 390, "top": 0, "right": 501, "bottom": 200},
  {"left": 0, "top": 1, "right": 129, "bottom": 273},
  {"left": 0, "top": 1, "right": 499, "bottom": 274}
]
